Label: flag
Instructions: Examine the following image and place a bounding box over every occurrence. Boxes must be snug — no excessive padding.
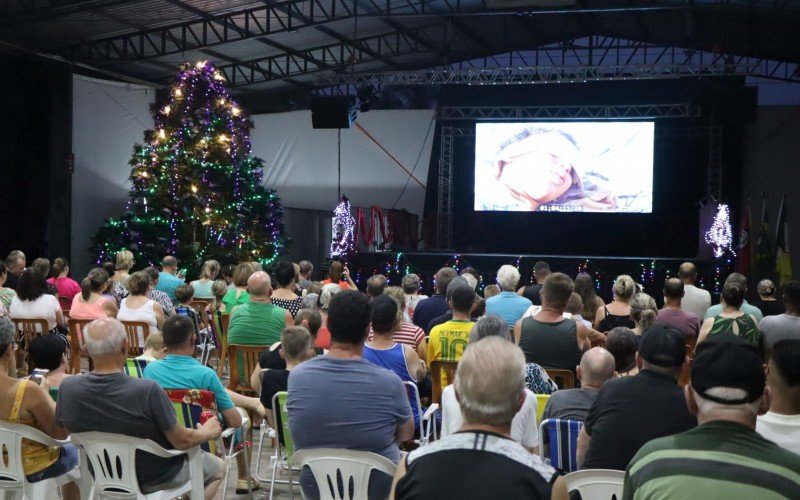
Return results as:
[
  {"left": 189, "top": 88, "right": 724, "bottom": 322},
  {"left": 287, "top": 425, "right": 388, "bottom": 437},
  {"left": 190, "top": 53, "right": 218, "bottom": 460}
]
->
[
  {"left": 775, "top": 192, "right": 793, "bottom": 287},
  {"left": 755, "top": 191, "right": 774, "bottom": 281},
  {"left": 736, "top": 193, "right": 751, "bottom": 276}
]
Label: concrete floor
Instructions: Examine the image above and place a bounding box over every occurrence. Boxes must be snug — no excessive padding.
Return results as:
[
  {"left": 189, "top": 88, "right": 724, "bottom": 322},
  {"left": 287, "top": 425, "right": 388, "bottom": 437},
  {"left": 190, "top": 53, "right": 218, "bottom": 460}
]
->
[{"left": 222, "top": 435, "right": 300, "bottom": 500}]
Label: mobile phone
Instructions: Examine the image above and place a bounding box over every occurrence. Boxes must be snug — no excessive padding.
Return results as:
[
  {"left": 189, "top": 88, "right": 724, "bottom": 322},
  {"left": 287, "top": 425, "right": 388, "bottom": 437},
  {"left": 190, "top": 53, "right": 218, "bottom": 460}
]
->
[{"left": 31, "top": 368, "right": 49, "bottom": 385}]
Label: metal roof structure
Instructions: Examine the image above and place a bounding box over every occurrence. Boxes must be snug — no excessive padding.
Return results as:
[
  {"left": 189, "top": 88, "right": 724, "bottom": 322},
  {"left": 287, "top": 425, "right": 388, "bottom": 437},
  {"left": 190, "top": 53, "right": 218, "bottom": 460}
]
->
[{"left": 1, "top": 0, "right": 799, "bottom": 106}]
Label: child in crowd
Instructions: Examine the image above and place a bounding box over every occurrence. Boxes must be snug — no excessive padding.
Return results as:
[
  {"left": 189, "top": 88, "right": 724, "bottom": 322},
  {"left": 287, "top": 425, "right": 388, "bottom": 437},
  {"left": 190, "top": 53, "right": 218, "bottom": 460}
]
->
[
  {"left": 483, "top": 284, "right": 501, "bottom": 299},
  {"left": 136, "top": 332, "right": 166, "bottom": 362},
  {"left": 258, "top": 326, "right": 313, "bottom": 438},
  {"left": 208, "top": 279, "right": 228, "bottom": 313},
  {"left": 28, "top": 334, "right": 71, "bottom": 388},
  {"left": 174, "top": 284, "right": 201, "bottom": 335}
]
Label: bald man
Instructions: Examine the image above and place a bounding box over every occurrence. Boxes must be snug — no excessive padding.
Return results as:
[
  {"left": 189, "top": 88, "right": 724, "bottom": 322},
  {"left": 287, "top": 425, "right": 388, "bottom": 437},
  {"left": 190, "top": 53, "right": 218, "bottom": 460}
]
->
[
  {"left": 227, "top": 271, "right": 293, "bottom": 346},
  {"left": 541, "top": 347, "right": 616, "bottom": 421},
  {"left": 677, "top": 262, "right": 711, "bottom": 320},
  {"left": 656, "top": 278, "right": 700, "bottom": 338}
]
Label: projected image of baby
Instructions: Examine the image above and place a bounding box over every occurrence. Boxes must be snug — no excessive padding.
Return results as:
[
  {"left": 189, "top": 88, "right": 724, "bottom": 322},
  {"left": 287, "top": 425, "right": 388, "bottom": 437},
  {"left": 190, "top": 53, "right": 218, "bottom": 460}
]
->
[{"left": 492, "top": 128, "right": 618, "bottom": 212}]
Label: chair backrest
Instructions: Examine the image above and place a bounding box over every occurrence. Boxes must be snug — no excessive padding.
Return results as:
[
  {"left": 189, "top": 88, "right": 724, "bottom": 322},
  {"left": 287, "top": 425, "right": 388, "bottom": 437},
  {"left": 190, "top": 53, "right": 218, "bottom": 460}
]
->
[
  {"left": 164, "top": 388, "right": 219, "bottom": 455},
  {"left": 121, "top": 320, "right": 150, "bottom": 356},
  {"left": 58, "top": 295, "right": 71, "bottom": 311},
  {"left": 564, "top": 469, "right": 625, "bottom": 500},
  {"left": 430, "top": 360, "right": 458, "bottom": 405},
  {"left": 403, "top": 381, "right": 422, "bottom": 426},
  {"left": 227, "top": 344, "right": 262, "bottom": 396},
  {"left": 11, "top": 318, "right": 49, "bottom": 346},
  {"left": 123, "top": 357, "right": 149, "bottom": 378},
  {"left": 292, "top": 448, "right": 396, "bottom": 500},
  {"left": 272, "top": 391, "right": 295, "bottom": 458},
  {"left": 67, "top": 318, "right": 91, "bottom": 374},
  {"left": 544, "top": 368, "right": 575, "bottom": 389},
  {"left": 190, "top": 300, "right": 211, "bottom": 327},
  {"left": 538, "top": 418, "right": 584, "bottom": 473},
  {"left": 535, "top": 394, "right": 550, "bottom": 425},
  {"left": 0, "top": 421, "right": 62, "bottom": 490}
]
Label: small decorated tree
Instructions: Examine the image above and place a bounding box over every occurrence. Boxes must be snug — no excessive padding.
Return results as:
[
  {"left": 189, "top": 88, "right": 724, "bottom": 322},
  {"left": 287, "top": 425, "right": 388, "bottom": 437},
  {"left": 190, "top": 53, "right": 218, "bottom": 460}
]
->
[{"left": 92, "top": 62, "right": 288, "bottom": 275}]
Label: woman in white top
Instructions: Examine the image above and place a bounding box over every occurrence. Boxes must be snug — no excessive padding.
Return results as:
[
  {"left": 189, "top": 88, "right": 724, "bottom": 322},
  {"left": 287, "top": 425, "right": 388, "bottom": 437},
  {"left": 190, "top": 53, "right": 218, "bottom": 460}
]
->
[
  {"left": 9, "top": 268, "right": 64, "bottom": 331},
  {"left": 117, "top": 271, "right": 164, "bottom": 345}
]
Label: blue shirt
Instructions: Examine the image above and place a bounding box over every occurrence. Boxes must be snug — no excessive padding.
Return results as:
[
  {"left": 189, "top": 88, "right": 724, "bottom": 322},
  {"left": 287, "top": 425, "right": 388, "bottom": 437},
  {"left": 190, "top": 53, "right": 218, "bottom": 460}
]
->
[
  {"left": 143, "top": 354, "right": 234, "bottom": 411},
  {"left": 156, "top": 272, "right": 184, "bottom": 302},
  {"left": 704, "top": 299, "right": 763, "bottom": 322},
  {"left": 485, "top": 291, "right": 533, "bottom": 328}
]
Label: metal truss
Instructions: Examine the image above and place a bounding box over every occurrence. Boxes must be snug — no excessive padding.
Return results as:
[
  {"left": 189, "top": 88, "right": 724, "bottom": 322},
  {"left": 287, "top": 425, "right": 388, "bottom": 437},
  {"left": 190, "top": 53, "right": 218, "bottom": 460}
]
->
[
  {"left": 439, "top": 103, "right": 700, "bottom": 121},
  {"left": 436, "top": 126, "right": 475, "bottom": 249},
  {"left": 216, "top": 23, "right": 449, "bottom": 87},
  {"left": 706, "top": 126, "right": 723, "bottom": 201},
  {"left": 0, "top": 0, "right": 125, "bottom": 18},
  {"left": 55, "top": 0, "right": 472, "bottom": 61}
]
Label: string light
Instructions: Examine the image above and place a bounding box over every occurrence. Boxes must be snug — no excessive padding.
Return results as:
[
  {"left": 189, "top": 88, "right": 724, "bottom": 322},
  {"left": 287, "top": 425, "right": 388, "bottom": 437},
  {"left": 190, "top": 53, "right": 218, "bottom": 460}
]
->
[
  {"left": 705, "top": 204, "right": 736, "bottom": 259},
  {"left": 330, "top": 196, "right": 356, "bottom": 257}
]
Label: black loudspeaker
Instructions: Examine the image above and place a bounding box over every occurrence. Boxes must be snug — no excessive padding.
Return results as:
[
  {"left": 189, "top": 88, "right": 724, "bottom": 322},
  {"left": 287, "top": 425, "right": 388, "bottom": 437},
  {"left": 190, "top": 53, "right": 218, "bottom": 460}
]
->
[{"left": 311, "top": 96, "right": 357, "bottom": 129}]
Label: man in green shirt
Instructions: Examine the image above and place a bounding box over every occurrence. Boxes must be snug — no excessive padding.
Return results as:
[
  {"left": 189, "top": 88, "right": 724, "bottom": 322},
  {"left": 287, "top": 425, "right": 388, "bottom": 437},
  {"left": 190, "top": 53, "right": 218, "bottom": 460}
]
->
[
  {"left": 227, "top": 271, "right": 292, "bottom": 347},
  {"left": 624, "top": 333, "right": 800, "bottom": 499}
]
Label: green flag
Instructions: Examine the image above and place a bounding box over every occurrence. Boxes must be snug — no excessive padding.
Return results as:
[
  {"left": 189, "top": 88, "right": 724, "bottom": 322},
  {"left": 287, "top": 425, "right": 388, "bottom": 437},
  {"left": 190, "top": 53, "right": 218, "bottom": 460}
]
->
[
  {"left": 755, "top": 192, "right": 774, "bottom": 281},
  {"left": 775, "top": 193, "right": 792, "bottom": 287}
]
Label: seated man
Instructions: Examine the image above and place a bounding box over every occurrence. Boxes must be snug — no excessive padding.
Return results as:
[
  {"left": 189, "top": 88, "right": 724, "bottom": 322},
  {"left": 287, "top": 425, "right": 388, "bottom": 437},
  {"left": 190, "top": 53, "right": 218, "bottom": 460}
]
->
[
  {"left": 143, "top": 315, "right": 263, "bottom": 494},
  {"left": 392, "top": 337, "right": 567, "bottom": 499},
  {"left": 541, "top": 347, "right": 616, "bottom": 422},
  {"left": 412, "top": 267, "right": 457, "bottom": 332},
  {"left": 228, "top": 271, "right": 293, "bottom": 346},
  {"left": 624, "top": 334, "right": 800, "bottom": 499},
  {"left": 756, "top": 339, "right": 800, "bottom": 455},
  {"left": 427, "top": 284, "right": 477, "bottom": 386},
  {"left": 440, "top": 315, "right": 542, "bottom": 452},
  {"left": 56, "top": 318, "right": 224, "bottom": 499},
  {"left": 28, "top": 333, "right": 72, "bottom": 388},
  {"left": 759, "top": 280, "right": 800, "bottom": 352},
  {"left": 578, "top": 324, "right": 697, "bottom": 470},
  {"left": 655, "top": 278, "right": 700, "bottom": 338},
  {"left": 288, "top": 291, "right": 413, "bottom": 499}
]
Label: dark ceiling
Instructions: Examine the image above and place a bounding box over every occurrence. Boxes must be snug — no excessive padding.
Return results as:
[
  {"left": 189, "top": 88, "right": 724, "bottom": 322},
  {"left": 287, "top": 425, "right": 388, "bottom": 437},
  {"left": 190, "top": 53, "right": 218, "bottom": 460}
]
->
[{"left": 1, "top": 0, "right": 799, "bottom": 107}]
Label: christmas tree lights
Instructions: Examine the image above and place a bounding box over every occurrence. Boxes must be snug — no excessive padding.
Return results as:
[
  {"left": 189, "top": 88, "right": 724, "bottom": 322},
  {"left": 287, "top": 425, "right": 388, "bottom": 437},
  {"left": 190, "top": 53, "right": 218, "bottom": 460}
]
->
[
  {"left": 92, "top": 62, "right": 288, "bottom": 275},
  {"left": 330, "top": 196, "right": 356, "bottom": 257},
  {"left": 705, "top": 204, "right": 736, "bottom": 259}
]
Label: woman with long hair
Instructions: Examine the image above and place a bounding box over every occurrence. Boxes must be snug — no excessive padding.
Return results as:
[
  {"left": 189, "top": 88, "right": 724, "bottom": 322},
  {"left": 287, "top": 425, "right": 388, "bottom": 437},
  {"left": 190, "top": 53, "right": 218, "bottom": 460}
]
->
[
  {"left": 190, "top": 259, "right": 220, "bottom": 299},
  {"left": 47, "top": 258, "right": 81, "bottom": 302},
  {"left": 595, "top": 275, "right": 636, "bottom": 332},
  {"left": 630, "top": 293, "right": 658, "bottom": 335},
  {"left": 574, "top": 273, "right": 604, "bottom": 324},
  {"left": 69, "top": 268, "right": 118, "bottom": 320},
  {"left": 322, "top": 261, "right": 357, "bottom": 291},
  {"left": 9, "top": 268, "right": 65, "bottom": 331},
  {"left": 221, "top": 263, "right": 256, "bottom": 313},
  {"left": 698, "top": 283, "right": 761, "bottom": 349}
]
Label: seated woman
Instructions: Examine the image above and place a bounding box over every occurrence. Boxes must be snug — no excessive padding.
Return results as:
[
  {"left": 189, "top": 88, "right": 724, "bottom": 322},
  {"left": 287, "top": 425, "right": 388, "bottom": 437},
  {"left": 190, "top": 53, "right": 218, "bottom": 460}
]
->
[
  {"left": 101, "top": 261, "right": 128, "bottom": 307},
  {"left": 28, "top": 334, "right": 71, "bottom": 389},
  {"left": 0, "top": 317, "right": 79, "bottom": 499},
  {"left": 321, "top": 261, "right": 357, "bottom": 291},
  {"left": 10, "top": 268, "right": 65, "bottom": 332},
  {"left": 605, "top": 326, "right": 639, "bottom": 377},
  {"left": 440, "top": 315, "right": 545, "bottom": 453},
  {"left": 270, "top": 262, "right": 303, "bottom": 318},
  {"left": 698, "top": 282, "right": 762, "bottom": 350},
  {"left": 117, "top": 271, "right": 165, "bottom": 346},
  {"left": 190, "top": 259, "right": 220, "bottom": 299},
  {"left": 69, "top": 268, "right": 118, "bottom": 320},
  {"left": 595, "top": 275, "right": 636, "bottom": 332},
  {"left": 46, "top": 258, "right": 81, "bottom": 302},
  {"left": 221, "top": 263, "right": 255, "bottom": 313},
  {"left": 112, "top": 250, "right": 134, "bottom": 289},
  {"left": 630, "top": 292, "right": 658, "bottom": 335}
]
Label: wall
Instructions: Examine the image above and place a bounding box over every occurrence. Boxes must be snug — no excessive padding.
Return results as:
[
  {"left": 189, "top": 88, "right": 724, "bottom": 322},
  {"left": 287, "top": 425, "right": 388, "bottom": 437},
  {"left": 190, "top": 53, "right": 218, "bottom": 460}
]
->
[
  {"left": 71, "top": 76, "right": 154, "bottom": 277},
  {"left": 742, "top": 105, "right": 800, "bottom": 281}
]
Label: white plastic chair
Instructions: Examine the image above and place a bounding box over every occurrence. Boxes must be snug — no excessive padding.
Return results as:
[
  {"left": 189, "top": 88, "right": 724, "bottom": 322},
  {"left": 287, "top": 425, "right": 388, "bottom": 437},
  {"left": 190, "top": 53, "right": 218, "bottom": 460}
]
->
[
  {"left": 292, "top": 448, "right": 396, "bottom": 500},
  {"left": 219, "top": 407, "right": 253, "bottom": 500},
  {"left": 0, "top": 421, "right": 89, "bottom": 500},
  {"left": 564, "top": 469, "right": 625, "bottom": 500},
  {"left": 71, "top": 431, "right": 204, "bottom": 500},
  {"left": 403, "top": 381, "right": 439, "bottom": 447}
]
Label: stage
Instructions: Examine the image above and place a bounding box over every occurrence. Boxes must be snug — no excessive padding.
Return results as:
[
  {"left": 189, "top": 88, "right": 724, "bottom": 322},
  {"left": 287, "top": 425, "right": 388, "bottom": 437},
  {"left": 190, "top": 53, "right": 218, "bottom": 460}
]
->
[{"left": 343, "top": 252, "right": 731, "bottom": 305}]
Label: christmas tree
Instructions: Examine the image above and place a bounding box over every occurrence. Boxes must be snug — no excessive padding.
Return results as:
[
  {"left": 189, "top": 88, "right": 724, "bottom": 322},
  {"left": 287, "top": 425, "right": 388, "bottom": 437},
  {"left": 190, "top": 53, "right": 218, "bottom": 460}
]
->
[{"left": 92, "top": 62, "right": 288, "bottom": 275}]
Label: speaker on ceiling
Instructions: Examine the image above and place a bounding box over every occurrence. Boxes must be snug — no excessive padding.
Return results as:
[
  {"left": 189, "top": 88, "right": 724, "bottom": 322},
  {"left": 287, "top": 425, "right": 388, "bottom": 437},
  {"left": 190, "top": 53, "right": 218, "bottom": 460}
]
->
[{"left": 311, "top": 96, "right": 357, "bottom": 129}]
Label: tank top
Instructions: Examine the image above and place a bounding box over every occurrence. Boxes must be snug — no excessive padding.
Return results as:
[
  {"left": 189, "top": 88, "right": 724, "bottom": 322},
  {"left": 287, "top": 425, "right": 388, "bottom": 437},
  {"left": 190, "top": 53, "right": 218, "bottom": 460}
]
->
[
  {"left": 69, "top": 294, "right": 110, "bottom": 320},
  {"left": 521, "top": 284, "right": 543, "bottom": 305},
  {"left": 271, "top": 297, "right": 302, "bottom": 318},
  {"left": 7, "top": 380, "right": 60, "bottom": 475},
  {"left": 118, "top": 297, "right": 158, "bottom": 346},
  {"left": 519, "top": 316, "right": 582, "bottom": 372},
  {"left": 598, "top": 305, "right": 635, "bottom": 332},
  {"left": 708, "top": 314, "right": 762, "bottom": 348},
  {"left": 363, "top": 343, "right": 419, "bottom": 425}
]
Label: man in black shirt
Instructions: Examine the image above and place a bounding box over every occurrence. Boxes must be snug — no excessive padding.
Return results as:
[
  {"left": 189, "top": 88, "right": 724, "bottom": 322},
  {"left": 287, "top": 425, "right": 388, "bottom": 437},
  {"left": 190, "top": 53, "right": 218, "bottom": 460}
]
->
[
  {"left": 4, "top": 250, "right": 25, "bottom": 290},
  {"left": 517, "top": 261, "right": 550, "bottom": 305},
  {"left": 577, "top": 324, "right": 697, "bottom": 471},
  {"left": 392, "top": 336, "right": 568, "bottom": 500},
  {"left": 412, "top": 267, "right": 457, "bottom": 334}
]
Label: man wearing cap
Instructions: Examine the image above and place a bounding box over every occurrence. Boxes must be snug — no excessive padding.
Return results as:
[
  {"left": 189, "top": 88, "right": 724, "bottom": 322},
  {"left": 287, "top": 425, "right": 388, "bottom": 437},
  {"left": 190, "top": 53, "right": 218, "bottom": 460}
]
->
[
  {"left": 623, "top": 334, "right": 800, "bottom": 499},
  {"left": 577, "top": 324, "right": 696, "bottom": 471}
]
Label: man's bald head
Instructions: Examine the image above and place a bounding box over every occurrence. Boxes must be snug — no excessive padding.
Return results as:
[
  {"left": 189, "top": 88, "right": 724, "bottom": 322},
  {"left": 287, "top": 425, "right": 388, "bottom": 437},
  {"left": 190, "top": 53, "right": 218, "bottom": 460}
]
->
[
  {"left": 678, "top": 262, "right": 697, "bottom": 283},
  {"left": 663, "top": 277, "right": 685, "bottom": 300},
  {"left": 247, "top": 271, "right": 272, "bottom": 298},
  {"left": 84, "top": 318, "right": 127, "bottom": 357},
  {"left": 578, "top": 347, "right": 616, "bottom": 387}
]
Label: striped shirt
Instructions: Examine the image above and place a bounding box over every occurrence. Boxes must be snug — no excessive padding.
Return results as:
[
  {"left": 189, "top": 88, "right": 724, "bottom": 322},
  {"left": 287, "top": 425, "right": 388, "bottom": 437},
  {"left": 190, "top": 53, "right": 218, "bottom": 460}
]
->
[
  {"left": 396, "top": 430, "right": 556, "bottom": 500},
  {"left": 624, "top": 420, "right": 800, "bottom": 500},
  {"left": 368, "top": 321, "right": 425, "bottom": 349}
]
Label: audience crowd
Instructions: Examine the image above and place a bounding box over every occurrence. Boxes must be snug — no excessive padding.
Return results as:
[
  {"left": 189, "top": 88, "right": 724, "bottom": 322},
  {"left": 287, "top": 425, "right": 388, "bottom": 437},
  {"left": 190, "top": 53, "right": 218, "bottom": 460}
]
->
[{"left": 1, "top": 246, "right": 799, "bottom": 499}]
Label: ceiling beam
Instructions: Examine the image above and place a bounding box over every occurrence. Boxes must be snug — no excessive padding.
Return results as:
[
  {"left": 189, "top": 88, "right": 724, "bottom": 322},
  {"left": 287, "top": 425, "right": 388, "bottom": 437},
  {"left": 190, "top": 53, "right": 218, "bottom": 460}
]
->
[{"left": 0, "top": 0, "right": 133, "bottom": 22}]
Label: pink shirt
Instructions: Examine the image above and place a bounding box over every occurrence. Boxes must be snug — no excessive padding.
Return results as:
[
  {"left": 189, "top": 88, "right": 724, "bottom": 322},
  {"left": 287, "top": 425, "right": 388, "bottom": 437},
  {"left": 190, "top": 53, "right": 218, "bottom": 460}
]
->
[
  {"left": 69, "top": 295, "right": 110, "bottom": 320},
  {"left": 47, "top": 277, "right": 81, "bottom": 301}
]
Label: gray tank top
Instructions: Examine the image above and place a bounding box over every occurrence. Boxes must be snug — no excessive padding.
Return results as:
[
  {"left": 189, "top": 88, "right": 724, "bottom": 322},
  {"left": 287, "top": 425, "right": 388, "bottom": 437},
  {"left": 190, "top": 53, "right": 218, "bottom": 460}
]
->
[{"left": 519, "top": 316, "right": 582, "bottom": 371}]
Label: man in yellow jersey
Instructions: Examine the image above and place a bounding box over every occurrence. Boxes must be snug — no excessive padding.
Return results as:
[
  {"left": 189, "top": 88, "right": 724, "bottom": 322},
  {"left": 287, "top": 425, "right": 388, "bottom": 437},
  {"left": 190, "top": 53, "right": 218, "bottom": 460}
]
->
[{"left": 428, "top": 284, "right": 477, "bottom": 385}]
